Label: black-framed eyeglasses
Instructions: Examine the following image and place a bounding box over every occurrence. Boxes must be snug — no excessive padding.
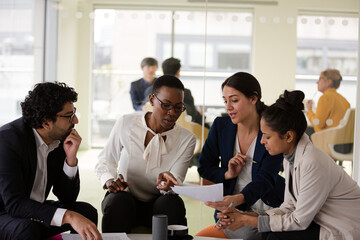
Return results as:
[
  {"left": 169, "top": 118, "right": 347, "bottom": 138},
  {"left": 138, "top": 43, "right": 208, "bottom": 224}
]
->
[
  {"left": 153, "top": 94, "right": 186, "bottom": 113},
  {"left": 57, "top": 107, "right": 77, "bottom": 123}
]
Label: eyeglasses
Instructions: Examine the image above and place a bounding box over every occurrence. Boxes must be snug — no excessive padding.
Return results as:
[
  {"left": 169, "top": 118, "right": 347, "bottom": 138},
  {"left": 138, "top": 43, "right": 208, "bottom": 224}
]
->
[
  {"left": 57, "top": 107, "right": 77, "bottom": 123},
  {"left": 153, "top": 94, "right": 186, "bottom": 113}
]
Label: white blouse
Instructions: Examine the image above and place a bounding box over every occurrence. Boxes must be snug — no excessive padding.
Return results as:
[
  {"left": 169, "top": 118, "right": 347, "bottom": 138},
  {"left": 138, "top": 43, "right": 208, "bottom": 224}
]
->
[
  {"left": 95, "top": 112, "right": 196, "bottom": 202},
  {"left": 232, "top": 135, "right": 271, "bottom": 214}
]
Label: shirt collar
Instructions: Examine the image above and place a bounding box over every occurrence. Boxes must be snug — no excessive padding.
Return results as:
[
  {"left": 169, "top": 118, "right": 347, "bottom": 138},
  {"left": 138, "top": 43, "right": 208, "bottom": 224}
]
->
[
  {"left": 32, "top": 128, "right": 60, "bottom": 152},
  {"left": 141, "top": 112, "right": 178, "bottom": 136},
  {"left": 324, "top": 88, "right": 336, "bottom": 94}
]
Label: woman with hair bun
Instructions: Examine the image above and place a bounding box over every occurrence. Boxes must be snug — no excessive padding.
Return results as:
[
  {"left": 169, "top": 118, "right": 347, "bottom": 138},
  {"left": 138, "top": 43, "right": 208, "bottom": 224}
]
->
[
  {"left": 196, "top": 72, "right": 285, "bottom": 239},
  {"left": 214, "top": 90, "right": 360, "bottom": 240}
]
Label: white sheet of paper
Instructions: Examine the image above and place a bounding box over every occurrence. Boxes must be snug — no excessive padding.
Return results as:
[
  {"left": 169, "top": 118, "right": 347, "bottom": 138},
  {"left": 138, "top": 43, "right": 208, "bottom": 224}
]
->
[
  {"left": 171, "top": 183, "right": 223, "bottom": 202},
  {"left": 62, "top": 233, "right": 130, "bottom": 240}
]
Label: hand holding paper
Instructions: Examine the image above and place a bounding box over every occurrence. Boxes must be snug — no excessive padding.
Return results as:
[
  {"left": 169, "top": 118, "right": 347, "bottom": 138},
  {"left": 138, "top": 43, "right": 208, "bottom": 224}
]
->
[{"left": 171, "top": 183, "right": 223, "bottom": 202}]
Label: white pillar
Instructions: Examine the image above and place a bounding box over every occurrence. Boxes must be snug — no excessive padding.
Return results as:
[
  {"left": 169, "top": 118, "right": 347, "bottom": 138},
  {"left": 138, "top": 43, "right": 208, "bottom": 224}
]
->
[{"left": 353, "top": 1, "right": 360, "bottom": 183}]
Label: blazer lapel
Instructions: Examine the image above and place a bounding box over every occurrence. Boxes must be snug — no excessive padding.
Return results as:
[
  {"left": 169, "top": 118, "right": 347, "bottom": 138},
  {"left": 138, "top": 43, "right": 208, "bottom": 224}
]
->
[
  {"left": 221, "top": 120, "right": 237, "bottom": 164},
  {"left": 25, "top": 125, "right": 38, "bottom": 190},
  {"left": 252, "top": 131, "right": 264, "bottom": 176},
  {"left": 292, "top": 134, "right": 311, "bottom": 200}
]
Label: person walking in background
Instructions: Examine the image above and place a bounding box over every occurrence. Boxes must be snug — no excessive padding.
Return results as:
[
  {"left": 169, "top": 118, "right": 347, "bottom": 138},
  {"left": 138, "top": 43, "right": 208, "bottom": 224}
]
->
[
  {"left": 0, "top": 82, "right": 101, "bottom": 240},
  {"left": 130, "top": 57, "right": 158, "bottom": 111},
  {"left": 215, "top": 90, "right": 360, "bottom": 240},
  {"left": 96, "top": 75, "right": 196, "bottom": 233},
  {"left": 196, "top": 72, "right": 285, "bottom": 240},
  {"left": 306, "top": 68, "right": 350, "bottom": 133}
]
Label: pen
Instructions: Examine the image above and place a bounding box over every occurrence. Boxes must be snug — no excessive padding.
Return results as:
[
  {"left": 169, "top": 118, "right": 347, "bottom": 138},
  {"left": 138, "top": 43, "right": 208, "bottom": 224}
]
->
[{"left": 214, "top": 201, "right": 234, "bottom": 228}]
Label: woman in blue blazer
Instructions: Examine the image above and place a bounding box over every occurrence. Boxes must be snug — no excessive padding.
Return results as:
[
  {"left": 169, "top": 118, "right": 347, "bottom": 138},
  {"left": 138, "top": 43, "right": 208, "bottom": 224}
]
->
[{"left": 197, "top": 72, "right": 285, "bottom": 239}]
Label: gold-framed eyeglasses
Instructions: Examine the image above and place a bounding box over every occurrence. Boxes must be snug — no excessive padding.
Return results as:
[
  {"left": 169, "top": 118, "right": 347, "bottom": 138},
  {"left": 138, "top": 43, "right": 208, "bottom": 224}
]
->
[
  {"left": 57, "top": 107, "right": 77, "bottom": 123},
  {"left": 153, "top": 94, "right": 186, "bottom": 113}
]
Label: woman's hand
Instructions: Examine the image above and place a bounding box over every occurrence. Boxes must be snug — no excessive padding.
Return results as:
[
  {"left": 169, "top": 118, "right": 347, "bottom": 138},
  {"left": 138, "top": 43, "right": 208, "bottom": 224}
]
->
[
  {"left": 215, "top": 209, "right": 258, "bottom": 231},
  {"left": 104, "top": 174, "right": 130, "bottom": 193},
  {"left": 225, "top": 153, "right": 246, "bottom": 180},
  {"left": 205, "top": 194, "right": 245, "bottom": 211},
  {"left": 306, "top": 100, "right": 313, "bottom": 112},
  {"left": 223, "top": 194, "right": 245, "bottom": 207},
  {"left": 157, "top": 171, "right": 179, "bottom": 191}
]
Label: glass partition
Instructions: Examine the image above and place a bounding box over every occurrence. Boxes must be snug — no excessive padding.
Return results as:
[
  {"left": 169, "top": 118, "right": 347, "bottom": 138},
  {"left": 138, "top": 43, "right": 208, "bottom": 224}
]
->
[
  {"left": 91, "top": 9, "right": 253, "bottom": 146},
  {"left": 296, "top": 15, "right": 358, "bottom": 107},
  {"left": 92, "top": 10, "right": 172, "bottom": 146},
  {"left": 0, "top": 0, "right": 37, "bottom": 125},
  {"left": 296, "top": 15, "right": 358, "bottom": 175},
  {"left": 0, "top": 0, "right": 56, "bottom": 126}
]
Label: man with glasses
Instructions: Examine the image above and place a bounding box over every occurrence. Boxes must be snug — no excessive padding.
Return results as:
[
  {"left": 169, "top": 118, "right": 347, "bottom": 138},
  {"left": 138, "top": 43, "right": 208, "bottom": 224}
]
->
[{"left": 0, "top": 82, "right": 102, "bottom": 240}]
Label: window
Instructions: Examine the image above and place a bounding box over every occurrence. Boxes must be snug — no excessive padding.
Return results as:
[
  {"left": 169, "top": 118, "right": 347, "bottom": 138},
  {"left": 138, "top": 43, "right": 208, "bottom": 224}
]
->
[
  {"left": 92, "top": 9, "right": 253, "bottom": 146},
  {"left": 0, "top": 0, "right": 55, "bottom": 126},
  {"left": 92, "top": 10, "right": 173, "bottom": 146},
  {"left": 296, "top": 15, "right": 358, "bottom": 106},
  {"left": 0, "top": 0, "right": 36, "bottom": 125}
]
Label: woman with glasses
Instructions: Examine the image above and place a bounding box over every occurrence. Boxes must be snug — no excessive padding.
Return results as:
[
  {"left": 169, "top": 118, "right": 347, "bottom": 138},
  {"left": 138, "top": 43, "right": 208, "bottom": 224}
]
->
[
  {"left": 95, "top": 75, "right": 196, "bottom": 233},
  {"left": 196, "top": 72, "right": 285, "bottom": 240}
]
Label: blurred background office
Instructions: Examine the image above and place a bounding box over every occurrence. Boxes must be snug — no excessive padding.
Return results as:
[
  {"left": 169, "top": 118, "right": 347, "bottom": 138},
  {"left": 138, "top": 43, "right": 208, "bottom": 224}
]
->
[{"left": 0, "top": 0, "right": 359, "bottom": 234}]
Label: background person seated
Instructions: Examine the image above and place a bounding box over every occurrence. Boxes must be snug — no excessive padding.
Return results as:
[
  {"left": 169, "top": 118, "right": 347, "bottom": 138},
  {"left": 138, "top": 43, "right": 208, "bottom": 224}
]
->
[
  {"left": 305, "top": 68, "right": 350, "bottom": 135},
  {"left": 130, "top": 57, "right": 158, "bottom": 111},
  {"left": 95, "top": 75, "right": 196, "bottom": 233}
]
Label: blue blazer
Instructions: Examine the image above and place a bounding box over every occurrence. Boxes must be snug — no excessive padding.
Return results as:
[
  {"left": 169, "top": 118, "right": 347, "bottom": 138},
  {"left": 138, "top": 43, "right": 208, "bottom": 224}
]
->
[
  {"left": 0, "top": 118, "right": 80, "bottom": 227},
  {"left": 198, "top": 116, "right": 285, "bottom": 210}
]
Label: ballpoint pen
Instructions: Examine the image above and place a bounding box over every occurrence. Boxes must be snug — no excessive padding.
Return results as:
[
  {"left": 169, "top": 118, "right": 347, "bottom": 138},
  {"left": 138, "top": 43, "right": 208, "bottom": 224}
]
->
[{"left": 214, "top": 201, "right": 234, "bottom": 228}]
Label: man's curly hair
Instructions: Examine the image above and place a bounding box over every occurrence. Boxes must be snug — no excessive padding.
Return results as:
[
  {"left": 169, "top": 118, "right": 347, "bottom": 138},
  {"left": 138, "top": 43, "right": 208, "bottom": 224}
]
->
[{"left": 21, "top": 82, "right": 78, "bottom": 128}]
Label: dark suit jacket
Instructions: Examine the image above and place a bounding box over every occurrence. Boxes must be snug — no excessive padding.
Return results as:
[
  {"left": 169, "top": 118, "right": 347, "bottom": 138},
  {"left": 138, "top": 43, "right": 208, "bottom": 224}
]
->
[
  {"left": 0, "top": 118, "right": 80, "bottom": 227},
  {"left": 130, "top": 78, "right": 154, "bottom": 111},
  {"left": 198, "top": 116, "right": 285, "bottom": 210}
]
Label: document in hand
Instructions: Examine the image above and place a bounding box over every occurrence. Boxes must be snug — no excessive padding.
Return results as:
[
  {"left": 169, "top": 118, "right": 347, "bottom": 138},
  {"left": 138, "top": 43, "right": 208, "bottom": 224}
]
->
[{"left": 171, "top": 183, "right": 223, "bottom": 202}]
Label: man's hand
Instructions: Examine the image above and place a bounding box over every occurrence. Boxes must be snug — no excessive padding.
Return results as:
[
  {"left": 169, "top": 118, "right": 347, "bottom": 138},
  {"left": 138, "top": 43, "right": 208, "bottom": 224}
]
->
[
  {"left": 62, "top": 210, "right": 102, "bottom": 240},
  {"left": 224, "top": 153, "right": 246, "bottom": 180},
  {"left": 104, "top": 174, "right": 130, "bottom": 193},
  {"left": 64, "top": 129, "right": 82, "bottom": 167},
  {"left": 156, "top": 171, "right": 179, "bottom": 191}
]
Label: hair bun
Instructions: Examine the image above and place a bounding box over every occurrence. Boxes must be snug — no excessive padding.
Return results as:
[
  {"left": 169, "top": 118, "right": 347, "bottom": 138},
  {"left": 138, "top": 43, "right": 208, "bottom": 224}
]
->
[{"left": 275, "top": 90, "right": 305, "bottom": 111}]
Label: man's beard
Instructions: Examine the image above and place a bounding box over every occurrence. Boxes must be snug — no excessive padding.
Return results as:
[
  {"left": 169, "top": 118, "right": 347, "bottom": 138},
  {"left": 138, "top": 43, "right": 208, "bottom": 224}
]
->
[{"left": 61, "top": 124, "right": 75, "bottom": 141}]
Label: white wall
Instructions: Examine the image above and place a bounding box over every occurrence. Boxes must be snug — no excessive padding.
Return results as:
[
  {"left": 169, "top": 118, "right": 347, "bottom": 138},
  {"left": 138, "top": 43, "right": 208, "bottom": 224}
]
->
[{"left": 57, "top": 0, "right": 358, "bottom": 150}]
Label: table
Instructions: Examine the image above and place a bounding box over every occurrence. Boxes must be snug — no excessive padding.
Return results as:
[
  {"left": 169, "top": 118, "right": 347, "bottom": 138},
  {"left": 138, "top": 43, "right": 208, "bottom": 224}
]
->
[
  {"left": 128, "top": 234, "right": 228, "bottom": 240},
  {"left": 61, "top": 233, "right": 230, "bottom": 240}
]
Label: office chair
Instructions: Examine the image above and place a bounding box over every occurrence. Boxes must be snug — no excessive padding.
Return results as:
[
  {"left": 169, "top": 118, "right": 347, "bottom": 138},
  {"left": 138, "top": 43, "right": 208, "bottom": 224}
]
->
[{"left": 311, "top": 108, "right": 355, "bottom": 165}]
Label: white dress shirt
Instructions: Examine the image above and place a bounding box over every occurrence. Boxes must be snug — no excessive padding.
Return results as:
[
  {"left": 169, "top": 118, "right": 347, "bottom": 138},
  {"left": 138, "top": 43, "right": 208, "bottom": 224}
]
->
[
  {"left": 95, "top": 112, "right": 196, "bottom": 202},
  {"left": 31, "top": 129, "right": 78, "bottom": 226}
]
